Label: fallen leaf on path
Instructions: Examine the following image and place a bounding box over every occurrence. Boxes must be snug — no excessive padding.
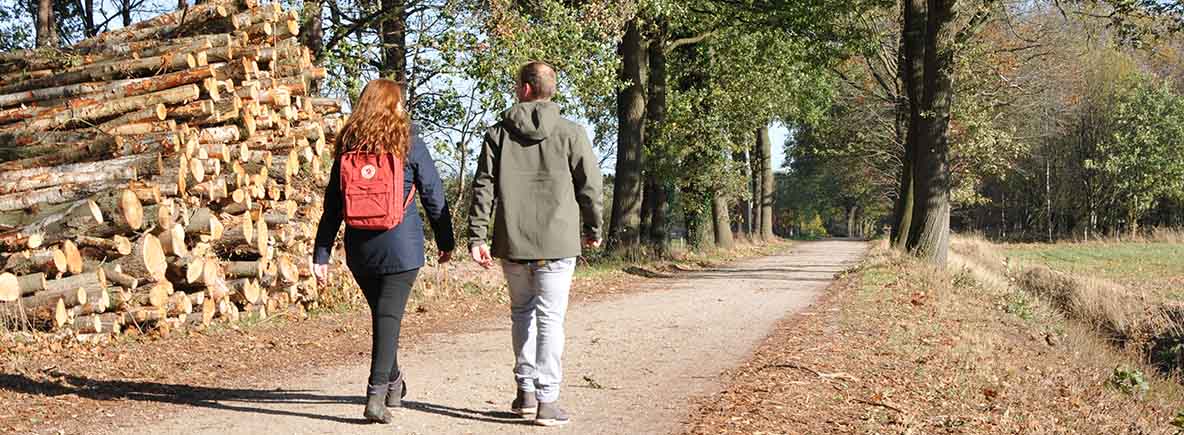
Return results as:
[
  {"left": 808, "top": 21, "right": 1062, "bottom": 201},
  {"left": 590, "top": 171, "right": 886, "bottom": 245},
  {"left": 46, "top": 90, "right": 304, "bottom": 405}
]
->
[{"left": 582, "top": 375, "right": 605, "bottom": 389}]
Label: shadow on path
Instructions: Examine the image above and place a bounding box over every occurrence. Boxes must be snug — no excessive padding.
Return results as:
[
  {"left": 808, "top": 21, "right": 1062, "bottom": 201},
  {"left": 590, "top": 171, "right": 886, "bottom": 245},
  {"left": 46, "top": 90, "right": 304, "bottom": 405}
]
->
[
  {"left": 0, "top": 373, "right": 367, "bottom": 425},
  {"left": 0, "top": 373, "right": 537, "bottom": 428},
  {"left": 402, "top": 401, "right": 533, "bottom": 426}
]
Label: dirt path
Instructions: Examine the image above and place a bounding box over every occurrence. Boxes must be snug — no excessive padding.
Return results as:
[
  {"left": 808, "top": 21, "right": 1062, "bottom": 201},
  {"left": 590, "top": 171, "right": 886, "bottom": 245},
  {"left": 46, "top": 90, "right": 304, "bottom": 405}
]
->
[{"left": 122, "top": 240, "right": 866, "bottom": 435}]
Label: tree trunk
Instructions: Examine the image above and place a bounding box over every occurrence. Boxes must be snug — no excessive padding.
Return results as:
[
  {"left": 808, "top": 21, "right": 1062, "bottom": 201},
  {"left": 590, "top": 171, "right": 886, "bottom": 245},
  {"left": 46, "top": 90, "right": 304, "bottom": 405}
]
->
[
  {"left": 608, "top": 18, "right": 647, "bottom": 250},
  {"left": 81, "top": 0, "right": 97, "bottom": 38},
  {"left": 301, "top": 0, "right": 324, "bottom": 61},
  {"left": 645, "top": 20, "right": 670, "bottom": 252},
  {"left": 121, "top": 0, "right": 132, "bottom": 28},
  {"left": 712, "top": 193, "right": 733, "bottom": 249},
  {"left": 847, "top": 205, "right": 859, "bottom": 238},
  {"left": 739, "top": 149, "right": 753, "bottom": 239},
  {"left": 757, "top": 124, "right": 775, "bottom": 241},
  {"left": 640, "top": 177, "right": 654, "bottom": 240},
  {"left": 890, "top": 12, "right": 913, "bottom": 250},
  {"left": 752, "top": 135, "right": 763, "bottom": 240},
  {"left": 380, "top": 0, "right": 406, "bottom": 85},
  {"left": 36, "top": 0, "right": 55, "bottom": 48},
  {"left": 903, "top": 0, "right": 955, "bottom": 266},
  {"left": 684, "top": 200, "right": 705, "bottom": 250}
]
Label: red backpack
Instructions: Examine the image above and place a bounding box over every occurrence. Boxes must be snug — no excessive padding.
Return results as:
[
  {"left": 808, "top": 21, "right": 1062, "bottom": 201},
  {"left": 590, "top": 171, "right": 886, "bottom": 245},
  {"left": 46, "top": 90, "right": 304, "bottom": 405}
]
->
[{"left": 339, "top": 151, "right": 416, "bottom": 230}]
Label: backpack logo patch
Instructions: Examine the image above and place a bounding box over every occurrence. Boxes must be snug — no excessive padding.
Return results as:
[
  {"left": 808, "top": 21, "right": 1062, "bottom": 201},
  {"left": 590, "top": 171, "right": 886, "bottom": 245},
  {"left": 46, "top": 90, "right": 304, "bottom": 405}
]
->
[{"left": 361, "top": 164, "right": 377, "bottom": 179}]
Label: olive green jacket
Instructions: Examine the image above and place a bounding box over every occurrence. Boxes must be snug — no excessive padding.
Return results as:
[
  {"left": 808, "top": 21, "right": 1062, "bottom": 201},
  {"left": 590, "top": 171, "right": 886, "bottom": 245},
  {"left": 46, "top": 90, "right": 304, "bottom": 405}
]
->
[{"left": 467, "top": 101, "right": 603, "bottom": 260}]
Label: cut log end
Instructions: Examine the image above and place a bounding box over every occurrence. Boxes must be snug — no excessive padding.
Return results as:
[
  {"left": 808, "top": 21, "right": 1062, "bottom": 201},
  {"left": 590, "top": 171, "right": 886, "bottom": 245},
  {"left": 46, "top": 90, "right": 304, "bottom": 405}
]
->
[
  {"left": 120, "top": 189, "right": 144, "bottom": 231},
  {"left": 0, "top": 273, "right": 18, "bottom": 302}
]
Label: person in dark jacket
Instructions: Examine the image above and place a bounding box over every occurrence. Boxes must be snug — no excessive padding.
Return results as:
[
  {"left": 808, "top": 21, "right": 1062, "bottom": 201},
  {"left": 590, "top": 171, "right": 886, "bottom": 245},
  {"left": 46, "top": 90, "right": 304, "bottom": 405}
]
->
[{"left": 312, "top": 79, "right": 455, "bottom": 424}]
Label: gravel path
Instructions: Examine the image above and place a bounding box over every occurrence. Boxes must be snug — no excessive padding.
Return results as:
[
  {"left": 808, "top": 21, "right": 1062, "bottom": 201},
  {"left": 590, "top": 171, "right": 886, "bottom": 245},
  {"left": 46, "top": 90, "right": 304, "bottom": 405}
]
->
[{"left": 132, "top": 240, "right": 867, "bottom": 435}]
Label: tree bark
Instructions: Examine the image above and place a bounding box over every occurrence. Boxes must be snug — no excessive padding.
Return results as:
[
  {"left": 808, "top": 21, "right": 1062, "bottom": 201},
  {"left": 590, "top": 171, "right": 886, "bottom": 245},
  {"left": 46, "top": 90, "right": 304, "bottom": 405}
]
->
[
  {"left": 609, "top": 18, "right": 647, "bottom": 250},
  {"left": 639, "top": 177, "right": 654, "bottom": 240},
  {"left": 902, "top": 0, "right": 955, "bottom": 266},
  {"left": 752, "top": 134, "right": 763, "bottom": 240},
  {"left": 847, "top": 205, "right": 859, "bottom": 238},
  {"left": 120, "top": 0, "right": 132, "bottom": 28},
  {"left": 379, "top": 0, "right": 406, "bottom": 85},
  {"left": 739, "top": 150, "right": 753, "bottom": 239},
  {"left": 890, "top": 6, "right": 914, "bottom": 250},
  {"left": 301, "top": 0, "right": 324, "bottom": 63},
  {"left": 645, "top": 21, "right": 670, "bottom": 252},
  {"left": 757, "top": 124, "right": 775, "bottom": 241},
  {"left": 712, "top": 192, "right": 734, "bottom": 249},
  {"left": 81, "top": 0, "right": 97, "bottom": 37},
  {"left": 36, "top": 0, "right": 56, "bottom": 48}
]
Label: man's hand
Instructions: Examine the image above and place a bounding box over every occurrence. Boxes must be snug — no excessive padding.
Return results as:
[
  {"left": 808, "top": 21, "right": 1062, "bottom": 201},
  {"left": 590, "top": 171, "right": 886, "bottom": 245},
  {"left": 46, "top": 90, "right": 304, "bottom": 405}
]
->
[
  {"left": 438, "top": 250, "right": 453, "bottom": 264},
  {"left": 313, "top": 263, "right": 329, "bottom": 286},
  {"left": 583, "top": 237, "right": 601, "bottom": 249},
  {"left": 470, "top": 244, "right": 494, "bottom": 269}
]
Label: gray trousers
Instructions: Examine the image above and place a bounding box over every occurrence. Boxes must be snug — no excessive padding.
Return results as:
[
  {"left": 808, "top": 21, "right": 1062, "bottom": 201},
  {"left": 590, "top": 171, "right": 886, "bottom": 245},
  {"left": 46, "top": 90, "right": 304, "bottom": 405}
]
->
[{"left": 501, "top": 258, "right": 576, "bottom": 403}]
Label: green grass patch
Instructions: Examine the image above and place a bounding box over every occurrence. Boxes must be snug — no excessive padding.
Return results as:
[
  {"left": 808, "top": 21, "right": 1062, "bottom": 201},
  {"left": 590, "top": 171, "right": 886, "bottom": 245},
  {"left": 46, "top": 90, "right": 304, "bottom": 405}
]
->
[{"left": 1004, "top": 242, "right": 1184, "bottom": 300}]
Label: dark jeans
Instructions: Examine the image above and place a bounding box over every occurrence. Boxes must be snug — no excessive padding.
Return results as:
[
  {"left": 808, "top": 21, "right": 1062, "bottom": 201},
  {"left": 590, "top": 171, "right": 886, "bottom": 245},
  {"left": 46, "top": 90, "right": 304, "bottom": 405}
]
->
[{"left": 350, "top": 268, "right": 419, "bottom": 388}]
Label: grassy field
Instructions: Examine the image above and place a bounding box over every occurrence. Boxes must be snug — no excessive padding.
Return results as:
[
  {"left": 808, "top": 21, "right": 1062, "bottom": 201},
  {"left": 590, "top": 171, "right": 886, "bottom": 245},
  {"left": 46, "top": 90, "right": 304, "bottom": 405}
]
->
[
  {"left": 1004, "top": 241, "right": 1184, "bottom": 300},
  {"left": 685, "top": 240, "right": 1184, "bottom": 434}
]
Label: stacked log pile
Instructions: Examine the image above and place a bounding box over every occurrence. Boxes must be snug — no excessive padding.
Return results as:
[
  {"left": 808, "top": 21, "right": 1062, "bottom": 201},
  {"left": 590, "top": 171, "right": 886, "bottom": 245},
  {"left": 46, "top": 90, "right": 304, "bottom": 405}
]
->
[{"left": 0, "top": 0, "right": 346, "bottom": 337}]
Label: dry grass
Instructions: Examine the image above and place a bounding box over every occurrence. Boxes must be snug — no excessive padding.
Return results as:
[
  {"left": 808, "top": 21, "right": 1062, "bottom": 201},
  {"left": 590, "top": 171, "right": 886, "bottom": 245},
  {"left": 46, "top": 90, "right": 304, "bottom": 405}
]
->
[
  {"left": 685, "top": 243, "right": 1184, "bottom": 434},
  {"left": 954, "top": 234, "right": 1184, "bottom": 373}
]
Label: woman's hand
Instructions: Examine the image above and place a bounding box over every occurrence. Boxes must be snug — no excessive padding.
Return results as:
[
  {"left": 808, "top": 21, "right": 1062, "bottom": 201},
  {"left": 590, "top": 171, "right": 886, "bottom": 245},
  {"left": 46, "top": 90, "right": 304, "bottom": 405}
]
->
[
  {"left": 438, "top": 250, "right": 453, "bottom": 264},
  {"left": 313, "top": 263, "right": 329, "bottom": 286}
]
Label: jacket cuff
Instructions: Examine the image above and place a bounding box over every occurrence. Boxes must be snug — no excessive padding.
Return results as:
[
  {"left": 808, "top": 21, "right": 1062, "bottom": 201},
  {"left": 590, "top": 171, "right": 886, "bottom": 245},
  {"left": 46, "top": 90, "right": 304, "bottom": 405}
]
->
[
  {"left": 437, "top": 235, "right": 457, "bottom": 253},
  {"left": 313, "top": 246, "right": 332, "bottom": 265}
]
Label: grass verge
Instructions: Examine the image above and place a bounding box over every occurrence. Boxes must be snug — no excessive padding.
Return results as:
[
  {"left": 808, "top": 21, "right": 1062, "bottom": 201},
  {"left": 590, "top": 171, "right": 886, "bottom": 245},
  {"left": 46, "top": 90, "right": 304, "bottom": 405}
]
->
[
  {"left": 956, "top": 235, "right": 1184, "bottom": 374},
  {"left": 685, "top": 242, "right": 1184, "bottom": 434}
]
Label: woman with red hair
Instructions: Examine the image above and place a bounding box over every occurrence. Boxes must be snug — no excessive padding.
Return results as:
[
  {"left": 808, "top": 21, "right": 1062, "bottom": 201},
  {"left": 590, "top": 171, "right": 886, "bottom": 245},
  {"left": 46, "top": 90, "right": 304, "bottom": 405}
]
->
[{"left": 312, "top": 79, "right": 455, "bottom": 423}]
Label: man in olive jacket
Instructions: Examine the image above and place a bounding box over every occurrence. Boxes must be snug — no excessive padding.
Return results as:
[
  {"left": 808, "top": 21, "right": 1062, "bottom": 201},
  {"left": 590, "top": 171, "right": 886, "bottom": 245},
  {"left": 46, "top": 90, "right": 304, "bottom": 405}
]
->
[{"left": 468, "top": 61, "right": 603, "bottom": 427}]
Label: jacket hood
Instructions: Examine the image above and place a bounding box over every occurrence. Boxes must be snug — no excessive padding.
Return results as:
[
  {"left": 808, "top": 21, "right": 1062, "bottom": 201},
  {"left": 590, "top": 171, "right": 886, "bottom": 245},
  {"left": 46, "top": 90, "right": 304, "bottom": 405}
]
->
[{"left": 502, "top": 101, "right": 560, "bottom": 142}]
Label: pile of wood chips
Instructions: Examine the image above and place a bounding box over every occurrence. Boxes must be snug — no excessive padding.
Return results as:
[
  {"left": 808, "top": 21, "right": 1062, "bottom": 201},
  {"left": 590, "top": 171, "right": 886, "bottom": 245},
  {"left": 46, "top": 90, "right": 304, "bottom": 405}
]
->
[{"left": 0, "top": 0, "right": 344, "bottom": 338}]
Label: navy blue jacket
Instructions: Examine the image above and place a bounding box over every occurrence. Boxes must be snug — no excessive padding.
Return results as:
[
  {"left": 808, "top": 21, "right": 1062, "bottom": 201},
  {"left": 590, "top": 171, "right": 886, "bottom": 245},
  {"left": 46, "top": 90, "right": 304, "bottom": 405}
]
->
[{"left": 313, "top": 134, "right": 455, "bottom": 274}]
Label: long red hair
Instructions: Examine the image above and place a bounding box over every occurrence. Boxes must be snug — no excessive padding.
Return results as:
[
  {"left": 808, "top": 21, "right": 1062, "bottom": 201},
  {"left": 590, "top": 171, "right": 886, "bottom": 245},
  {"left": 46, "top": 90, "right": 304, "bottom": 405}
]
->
[{"left": 336, "top": 79, "right": 411, "bottom": 158}]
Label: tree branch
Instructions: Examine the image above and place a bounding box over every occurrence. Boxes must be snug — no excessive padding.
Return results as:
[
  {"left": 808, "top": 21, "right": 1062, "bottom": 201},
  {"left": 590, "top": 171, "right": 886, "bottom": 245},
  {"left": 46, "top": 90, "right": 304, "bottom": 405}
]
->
[{"left": 665, "top": 30, "right": 717, "bottom": 52}]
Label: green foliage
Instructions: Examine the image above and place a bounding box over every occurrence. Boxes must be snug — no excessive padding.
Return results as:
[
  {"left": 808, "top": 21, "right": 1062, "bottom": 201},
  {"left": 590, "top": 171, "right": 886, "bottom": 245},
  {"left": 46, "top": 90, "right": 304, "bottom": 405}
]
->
[
  {"left": 0, "top": 2, "right": 31, "bottom": 50},
  {"left": 796, "top": 213, "right": 829, "bottom": 239},
  {"left": 1171, "top": 410, "right": 1184, "bottom": 432},
  {"left": 1107, "top": 365, "right": 1150, "bottom": 397},
  {"left": 1095, "top": 80, "right": 1184, "bottom": 229},
  {"left": 1003, "top": 290, "right": 1035, "bottom": 321},
  {"left": 473, "top": 0, "right": 625, "bottom": 128}
]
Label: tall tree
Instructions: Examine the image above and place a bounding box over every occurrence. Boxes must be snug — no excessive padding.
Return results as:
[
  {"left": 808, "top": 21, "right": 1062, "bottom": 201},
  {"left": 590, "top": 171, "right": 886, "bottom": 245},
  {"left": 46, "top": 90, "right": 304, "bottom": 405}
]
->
[
  {"left": 712, "top": 192, "right": 734, "bottom": 248},
  {"left": 380, "top": 0, "right": 407, "bottom": 84},
  {"left": 645, "top": 15, "right": 672, "bottom": 250},
  {"left": 77, "top": 0, "right": 97, "bottom": 37},
  {"left": 898, "top": 0, "right": 972, "bottom": 265},
  {"left": 35, "top": 0, "right": 55, "bottom": 47},
  {"left": 301, "top": 0, "right": 325, "bottom": 61},
  {"left": 757, "top": 124, "right": 775, "bottom": 240},
  {"left": 609, "top": 17, "right": 648, "bottom": 249},
  {"left": 753, "top": 135, "right": 763, "bottom": 239},
  {"left": 120, "top": 0, "right": 132, "bottom": 27}
]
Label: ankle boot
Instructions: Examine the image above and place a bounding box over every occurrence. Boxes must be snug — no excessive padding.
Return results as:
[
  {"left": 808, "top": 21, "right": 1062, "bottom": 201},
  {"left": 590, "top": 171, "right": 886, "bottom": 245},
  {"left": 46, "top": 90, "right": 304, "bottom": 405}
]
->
[
  {"left": 386, "top": 372, "right": 407, "bottom": 407},
  {"left": 364, "top": 384, "right": 393, "bottom": 424}
]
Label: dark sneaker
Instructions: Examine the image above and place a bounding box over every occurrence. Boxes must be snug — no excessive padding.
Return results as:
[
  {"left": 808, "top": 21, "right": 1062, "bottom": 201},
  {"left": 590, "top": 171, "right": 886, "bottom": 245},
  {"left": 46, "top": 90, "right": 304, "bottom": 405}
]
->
[
  {"left": 511, "top": 390, "right": 537, "bottom": 416},
  {"left": 535, "top": 401, "right": 569, "bottom": 427},
  {"left": 364, "top": 385, "right": 392, "bottom": 424},
  {"left": 386, "top": 373, "right": 407, "bottom": 407}
]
